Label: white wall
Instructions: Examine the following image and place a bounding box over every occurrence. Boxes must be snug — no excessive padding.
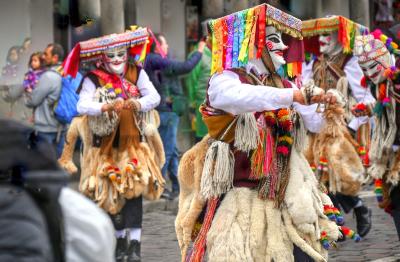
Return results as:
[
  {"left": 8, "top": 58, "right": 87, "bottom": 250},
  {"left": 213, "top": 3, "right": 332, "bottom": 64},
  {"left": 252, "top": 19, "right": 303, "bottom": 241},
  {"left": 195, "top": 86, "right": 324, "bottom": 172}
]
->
[
  {"left": 161, "top": 0, "right": 186, "bottom": 60},
  {"left": 135, "top": 0, "right": 186, "bottom": 59},
  {"left": 135, "top": 0, "right": 162, "bottom": 33},
  {"left": 0, "top": 0, "right": 31, "bottom": 69},
  {"left": 320, "top": 0, "right": 350, "bottom": 18}
]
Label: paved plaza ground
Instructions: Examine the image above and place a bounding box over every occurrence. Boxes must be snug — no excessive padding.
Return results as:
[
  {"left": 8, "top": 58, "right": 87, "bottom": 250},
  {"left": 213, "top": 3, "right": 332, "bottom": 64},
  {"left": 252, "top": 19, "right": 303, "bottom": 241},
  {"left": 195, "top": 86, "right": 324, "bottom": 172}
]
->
[{"left": 141, "top": 190, "right": 400, "bottom": 262}]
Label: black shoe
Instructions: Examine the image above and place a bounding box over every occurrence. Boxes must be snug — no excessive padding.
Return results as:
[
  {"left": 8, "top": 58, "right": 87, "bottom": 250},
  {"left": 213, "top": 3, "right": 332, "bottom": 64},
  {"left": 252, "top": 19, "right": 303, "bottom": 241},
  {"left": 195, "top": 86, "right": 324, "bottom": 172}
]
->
[
  {"left": 354, "top": 206, "right": 372, "bottom": 237},
  {"left": 115, "top": 237, "right": 127, "bottom": 262},
  {"left": 161, "top": 188, "right": 171, "bottom": 199},
  {"left": 127, "top": 240, "right": 141, "bottom": 262}
]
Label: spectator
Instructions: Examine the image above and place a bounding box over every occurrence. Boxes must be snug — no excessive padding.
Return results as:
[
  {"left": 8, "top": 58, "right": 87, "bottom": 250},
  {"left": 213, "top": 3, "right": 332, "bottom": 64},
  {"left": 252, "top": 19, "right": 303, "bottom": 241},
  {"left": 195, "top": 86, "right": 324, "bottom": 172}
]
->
[
  {"left": 23, "top": 52, "right": 45, "bottom": 123},
  {"left": 0, "top": 119, "right": 115, "bottom": 262},
  {"left": 145, "top": 33, "right": 205, "bottom": 199},
  {"left": 23, "top": 52, "right": 45, "bottom": 93},
  {"left": 25, "top": 43, "right": 66, "bottom": 157},
  {"left": 185, "top": 20, "right": 212, "bottom": 141},
  {"left": 1, "top": 46, "right": 20, "bottom": 81}
]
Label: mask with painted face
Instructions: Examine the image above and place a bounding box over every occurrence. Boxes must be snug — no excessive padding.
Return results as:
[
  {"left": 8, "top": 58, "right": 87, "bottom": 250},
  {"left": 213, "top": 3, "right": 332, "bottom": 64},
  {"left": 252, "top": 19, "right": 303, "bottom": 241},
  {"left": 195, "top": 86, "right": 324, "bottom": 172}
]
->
[
  {"left": 102, "top": 47, "right": 128, "bottom": 75},
  {"left": 265, "top": 26, "right": 288, "bottom": 70},
  {"left": 354, "top": 34, "right": 392, "bottom": 85},
  {"left": 319, "top": 32, "right": 342, "bottom": 56}
]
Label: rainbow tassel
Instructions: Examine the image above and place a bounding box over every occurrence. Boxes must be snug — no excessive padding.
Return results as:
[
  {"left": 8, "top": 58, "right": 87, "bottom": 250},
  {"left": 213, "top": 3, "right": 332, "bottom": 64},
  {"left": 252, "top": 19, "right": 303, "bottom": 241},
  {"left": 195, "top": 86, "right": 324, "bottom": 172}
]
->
[
  {"left": 320, "top": 231, "right": 330, "bottom": 250},
  {"left": 318, "top": 157, "right": 328, "bottom": 172},
  {"left": 324, "top": 205, "right": 336, "bottom": 222},
  {"left": 333, "top": 207, "right": 344, "bottom": 225},
  {"left": 310, "top": 163, "right": 317, "bottom": 172},
  {"left": 358, "top": 146, "right": 366, "bottom": 156},
  {"left": 340, "top": 226, "right": 361, "bottom": 242},
  {"left": 374, "top": 179, "right": 384, "bottom": 203}
]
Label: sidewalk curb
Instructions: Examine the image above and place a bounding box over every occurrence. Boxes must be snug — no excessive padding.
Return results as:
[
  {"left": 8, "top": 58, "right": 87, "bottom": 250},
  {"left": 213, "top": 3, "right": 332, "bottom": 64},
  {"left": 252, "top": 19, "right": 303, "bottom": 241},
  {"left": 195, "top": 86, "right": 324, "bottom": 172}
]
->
[{"left": 143, "top": 198, "right": 179, "bottom": 214}]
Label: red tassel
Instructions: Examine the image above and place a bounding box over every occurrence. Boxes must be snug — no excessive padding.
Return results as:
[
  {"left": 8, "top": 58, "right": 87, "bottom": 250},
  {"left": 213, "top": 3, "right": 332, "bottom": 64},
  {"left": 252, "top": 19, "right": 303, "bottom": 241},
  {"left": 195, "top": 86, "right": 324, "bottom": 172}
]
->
[
  {"left": 189, "top": 198, "right": 219, "bottom": 262},
  {"left": 256, "top": 4, "right": 266, "bottom": 58},
  {"left": 62, "top": 44, "right": 81, "bottom": 78}
]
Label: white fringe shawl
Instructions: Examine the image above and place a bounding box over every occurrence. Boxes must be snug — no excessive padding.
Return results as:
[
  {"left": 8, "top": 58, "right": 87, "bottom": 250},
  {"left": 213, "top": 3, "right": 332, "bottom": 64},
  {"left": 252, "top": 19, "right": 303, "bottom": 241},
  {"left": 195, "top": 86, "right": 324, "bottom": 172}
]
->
[{"left": 369, "top": 81, "right": 397, "bottom": 178}]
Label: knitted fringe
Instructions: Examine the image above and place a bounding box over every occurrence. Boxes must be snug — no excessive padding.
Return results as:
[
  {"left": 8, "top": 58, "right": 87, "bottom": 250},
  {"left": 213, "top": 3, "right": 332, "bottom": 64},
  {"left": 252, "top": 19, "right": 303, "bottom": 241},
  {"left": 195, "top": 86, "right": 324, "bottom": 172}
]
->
[
  {"left": 234, "top": 113, "right": 260, "bottom": 153},
  {"left": 370, "top": 101, "right": 397, "bottom": 162},
  {"left": 88, "top": 111, "right": 119, "bottom": 137},
  {"left": 200, "top": 140, "right": 234, "bottom": 200},
  {"left": 292, "top": 113, "right": 307, "bottom": 152},
  {"left": 370, "top": 82, "right": 397, "bottom": 162}
]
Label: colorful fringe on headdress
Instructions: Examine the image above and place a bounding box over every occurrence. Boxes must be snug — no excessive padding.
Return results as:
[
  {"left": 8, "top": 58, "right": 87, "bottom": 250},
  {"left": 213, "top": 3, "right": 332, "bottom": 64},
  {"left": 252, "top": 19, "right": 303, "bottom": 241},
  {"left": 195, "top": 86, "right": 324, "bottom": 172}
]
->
[
  {"left": 208, "top": 3, "right": 302, "bottom": 75},
  {"left": 302, "top": 15, "right": 369, "bottom": 54}
]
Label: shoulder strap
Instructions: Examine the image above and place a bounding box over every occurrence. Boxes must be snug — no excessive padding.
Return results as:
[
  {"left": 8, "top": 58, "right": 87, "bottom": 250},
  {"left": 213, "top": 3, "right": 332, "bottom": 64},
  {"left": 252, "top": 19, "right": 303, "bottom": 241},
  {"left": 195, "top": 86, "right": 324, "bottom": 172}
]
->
[{"left": 76, "top": 72, "right": 101, "bottom": 94}]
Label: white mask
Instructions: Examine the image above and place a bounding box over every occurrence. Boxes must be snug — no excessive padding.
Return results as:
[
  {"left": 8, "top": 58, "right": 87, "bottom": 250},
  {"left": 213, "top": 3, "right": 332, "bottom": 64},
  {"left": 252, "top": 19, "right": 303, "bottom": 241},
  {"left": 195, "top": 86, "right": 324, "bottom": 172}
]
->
[
  {"left": 102, "top": 47, "right": 128, "bottom": 75},
  {"left": 359, "top": 57, "right": 391, "bottom": 85},
  {"left": 319, "top": 32, "right": 342, "bottom": 56},
  {"left": 265, "top": 26, "right": 287, "bottom": 70}
]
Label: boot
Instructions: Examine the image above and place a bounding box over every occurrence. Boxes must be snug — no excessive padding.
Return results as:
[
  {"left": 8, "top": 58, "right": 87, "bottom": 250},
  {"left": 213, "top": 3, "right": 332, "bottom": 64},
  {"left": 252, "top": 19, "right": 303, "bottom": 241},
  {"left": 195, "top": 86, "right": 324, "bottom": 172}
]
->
[
  {"left": 115, "top": 237, "right": 127, "bottom": 262},
  {"left": 354, "top": 205, "right": 372, "bottom": 237},
  {"left": 127, "top": 239, "right": 141, "bottom": 262}
]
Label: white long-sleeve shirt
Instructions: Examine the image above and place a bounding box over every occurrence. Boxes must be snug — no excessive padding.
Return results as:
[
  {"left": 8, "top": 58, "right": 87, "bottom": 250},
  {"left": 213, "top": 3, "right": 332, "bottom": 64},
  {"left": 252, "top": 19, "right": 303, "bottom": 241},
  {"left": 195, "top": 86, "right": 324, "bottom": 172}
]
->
[
  {"left": 302, "top": 56, "right": 375, "bottom": 131},
  {"left": 302, "top": 56, "right": 375, "bottom": 104},
  {"left": 77, "top": 69, "right": 160, "bottom": 116},
  {"left": 208, "top": 68, "right": 324, "bottom": 133}
]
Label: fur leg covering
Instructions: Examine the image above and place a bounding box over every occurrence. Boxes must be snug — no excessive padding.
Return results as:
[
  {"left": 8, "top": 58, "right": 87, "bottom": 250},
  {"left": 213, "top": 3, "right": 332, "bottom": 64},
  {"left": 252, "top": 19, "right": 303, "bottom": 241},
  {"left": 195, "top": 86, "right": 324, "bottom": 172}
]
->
[
  {"left": 207, "top": 188, "right": 249, "bottom": 262},
  {"left": 144, "top": 123, "right": 166, "bottom": 168},
  {"left": 58, "top": 117, "right": 80, "bottom": 174},
  {"left": 285, "top": 149, "right": 319, "bottom": 234}
]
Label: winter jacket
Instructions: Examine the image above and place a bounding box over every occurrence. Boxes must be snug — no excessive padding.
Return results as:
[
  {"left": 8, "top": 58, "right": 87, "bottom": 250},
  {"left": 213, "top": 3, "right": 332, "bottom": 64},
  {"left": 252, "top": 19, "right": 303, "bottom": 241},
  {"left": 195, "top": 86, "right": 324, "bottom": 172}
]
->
[
  {"left": 25, "top": 64, "right": 66, "bottom": 133},
  {"left": 144, "top": 52, "right": 202, "bottom": 112}
]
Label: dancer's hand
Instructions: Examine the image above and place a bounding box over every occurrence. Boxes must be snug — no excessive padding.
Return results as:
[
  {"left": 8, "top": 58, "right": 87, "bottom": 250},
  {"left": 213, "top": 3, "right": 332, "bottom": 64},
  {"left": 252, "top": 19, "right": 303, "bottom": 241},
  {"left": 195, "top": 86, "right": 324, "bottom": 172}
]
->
[
  {"left": 101, "top": 103, "right": 113, "bottom": 112},
  {"left": 124, "top": 98, "right": 141, "bottom": 112},
  {"left": 324, "top": 92, "right": 337, "bottom": 104},
  {"left": 310, "top": 93, "right": 325, "bottom": 104},
  {"left": 197, "top": 41, "right": 206, "bottom": 53},
  {"left": 113, "top": 99, "right": 124, "bottom": 113}
]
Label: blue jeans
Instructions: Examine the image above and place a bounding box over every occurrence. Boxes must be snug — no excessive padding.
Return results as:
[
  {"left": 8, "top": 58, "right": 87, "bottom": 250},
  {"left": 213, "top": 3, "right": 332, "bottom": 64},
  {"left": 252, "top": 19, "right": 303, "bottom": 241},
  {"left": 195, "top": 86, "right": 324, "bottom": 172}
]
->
[
  {"left": 158, "top": 111, "right": 180, "bottom": 193},
  {"left": 36, "top": 130, "right": 66, "bottom": 158}
]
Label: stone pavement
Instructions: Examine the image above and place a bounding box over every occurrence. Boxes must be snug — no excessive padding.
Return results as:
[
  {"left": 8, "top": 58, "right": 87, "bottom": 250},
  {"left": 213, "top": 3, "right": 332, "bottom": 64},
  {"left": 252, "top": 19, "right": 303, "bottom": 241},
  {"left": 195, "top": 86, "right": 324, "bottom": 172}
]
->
[
  {"left": 329, "top": 192, "right": 400, "bottom": 262},
  {"left": 141, "top": 191, "right": 400, "bottom": 262},
  {"left": 142, "top": 209, "right": 180, "bottom": 262}
]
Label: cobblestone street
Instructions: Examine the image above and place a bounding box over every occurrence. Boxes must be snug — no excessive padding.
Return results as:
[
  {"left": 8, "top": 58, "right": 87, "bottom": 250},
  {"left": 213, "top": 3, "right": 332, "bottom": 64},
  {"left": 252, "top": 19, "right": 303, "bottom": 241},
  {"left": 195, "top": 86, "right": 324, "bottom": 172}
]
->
[{"left": 141, "top": 192, "right": 400, "bottom": 262}]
